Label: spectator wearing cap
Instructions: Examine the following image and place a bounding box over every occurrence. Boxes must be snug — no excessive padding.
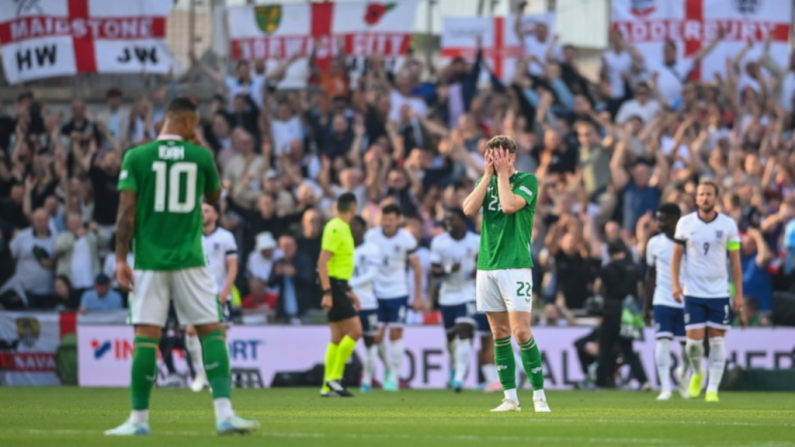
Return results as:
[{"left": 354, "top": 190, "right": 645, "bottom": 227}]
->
[
  {"left": 96, "top": 88, "right": 126, "bottom": 140},
  {"left": 10, "top": 208, "right": 56, "bottom": 308},
  {"left": 79, "top": 273, "right": 123, "bottom": 314},
  {"left": 54, "top": 212, "right": 104, "bottom": 295},
  {"left": 246, "top": 232, "right": 281, "bottom": 286}
]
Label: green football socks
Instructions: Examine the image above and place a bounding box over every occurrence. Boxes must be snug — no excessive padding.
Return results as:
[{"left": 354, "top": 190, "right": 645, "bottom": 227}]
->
[
  {"left": 323, "top": 343, "right": 339, "bottom": 392},
  {"left": 494, "top": 336, "right": 516, "bottom": 390},
  {"left": 519, "top": 337, "right": 545, "bottom": 391},
  {"left": 333, "top": 336, "right": 358, "bottom": 381},
  {"left": 201, "top": 330, "right": 231, "bottom": 400},
  {"left": 130, "top": 336, "right": 158, "bottom": 410}
]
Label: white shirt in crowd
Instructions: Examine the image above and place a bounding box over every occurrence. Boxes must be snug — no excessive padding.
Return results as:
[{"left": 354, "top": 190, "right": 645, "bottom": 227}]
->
[
  {"left": 388, "top": 90, "right": 427, "bottom": 122},
  {"left": 349, "top": 242, "right": 381, "bottom": 311},
  {"left": 247, "top": 250, "right": 284, "bottom": 285},
  {"left": 202, "top": 227, "right": 238, "bottom": 295},
  {"left": 523, "top": 36, "right": 561, "bottom": 76},
  {"left": 645, "top": 59, "right": 694, "bottom": 108},
  {"left": 646, "top": 233, "right": 684, "bottom": 309},
  {"left": 225, "top": 75, "right": 267, "bottom": 110},
  {"left": 365, "top": 227, "right": 418, "bottom": 299},
  {"left": 271, "top": 116, "right": 304, "bottom": 156},
  {"left": 674, "top": 212, "right": 740, "bottom": 298},
  {"left": 603, "top": 50, "right": 634, "bottom": 99},
  {"left": 10, "top": 229, "right": 56, "bottom": 295},
  {"left": 70, "top": 236, "right": 94, "bottom": 289},
  {"left": 429, "top": 232, "right": 480, "bottom": 306},
  {"left": 616, "top": 98, "right": 661, "bottom": 125}
]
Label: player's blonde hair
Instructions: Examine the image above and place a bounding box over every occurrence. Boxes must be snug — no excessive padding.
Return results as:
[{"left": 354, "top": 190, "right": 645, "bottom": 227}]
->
[{"left": 486, "top": 135, "right": 518, "bottom": 154}]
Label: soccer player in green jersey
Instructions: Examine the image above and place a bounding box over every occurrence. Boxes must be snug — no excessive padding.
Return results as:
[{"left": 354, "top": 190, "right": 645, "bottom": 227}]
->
[
  {"left": 105, "top": 98, "right": 259, "bottom": 436},
  {"left": 463, "top": 135, "right": 550, "bottom": 413}
]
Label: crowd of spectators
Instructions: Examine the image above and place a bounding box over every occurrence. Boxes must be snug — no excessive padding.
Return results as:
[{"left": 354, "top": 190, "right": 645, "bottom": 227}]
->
[{"left": 1, "top": 7, "right": 795, "bottom": 327}]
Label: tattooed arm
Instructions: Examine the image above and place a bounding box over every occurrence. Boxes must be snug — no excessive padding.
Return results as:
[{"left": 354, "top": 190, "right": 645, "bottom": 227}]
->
[{"left": 115, "top": 190, "right": 137, "bottom": 290}]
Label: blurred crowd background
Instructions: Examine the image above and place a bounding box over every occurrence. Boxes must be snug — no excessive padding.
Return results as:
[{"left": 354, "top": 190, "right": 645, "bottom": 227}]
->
[{"left": 2, "top": 0, "right": 795, "bottom": 331}]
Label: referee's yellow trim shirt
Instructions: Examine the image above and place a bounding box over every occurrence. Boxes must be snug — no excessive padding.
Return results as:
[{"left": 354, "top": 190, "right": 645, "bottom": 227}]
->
[{"left": 321, "top": 217, "right": 355, "bottom": 280}]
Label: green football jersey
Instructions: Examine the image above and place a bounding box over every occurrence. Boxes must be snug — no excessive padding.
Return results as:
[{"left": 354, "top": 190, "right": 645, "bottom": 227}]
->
[
  {"left": 477, "top": 172, "right": 538, "bottom": 270},
  {"left": 118, "top": 138, "right": 221, "bottom": 271}
]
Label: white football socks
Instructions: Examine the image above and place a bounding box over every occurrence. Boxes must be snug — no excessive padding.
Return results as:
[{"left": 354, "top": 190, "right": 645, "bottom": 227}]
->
[
  {"left": 453, "top": 337, "right": 472, "bottom": 383},
  {"left": 679, "top": 341, "right": 691, "bottom": 374},
  {"left": 706, "top": 337, "right": 726, "bottom": 393},
  {"left": 131, "top": 410, "right": 148, "bottom": 424},
  {"left": 481, "top": 364, "right": 499, "bottom": 384},
  {"left": 213, "top": 397, "right": 234, "bottom": 421},
  {"left": 377, "top": 342, "right": 389, "bottom": 369},
  {"left": 389, "top": 338, "right": 405, "bottom": 374},
  {"left": 504, "top": 388, "right": 519, "bottom": 404},
  {"left": 686, "top": 338, "right": 704, "bottom": 375},
  {"left": 362, "top": 344, "right": 378, "bottom": 386},
  {"left": 655, "top": 338, "right": 672, "bottom": 393},
  {"left": 185, "top": 334, "right": 204, "bottom": 373}
]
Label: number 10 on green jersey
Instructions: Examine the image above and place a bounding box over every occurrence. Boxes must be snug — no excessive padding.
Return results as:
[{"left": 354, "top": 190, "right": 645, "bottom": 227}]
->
[{"left": 118, "top": 139, "right": 221, "bottom": 271}]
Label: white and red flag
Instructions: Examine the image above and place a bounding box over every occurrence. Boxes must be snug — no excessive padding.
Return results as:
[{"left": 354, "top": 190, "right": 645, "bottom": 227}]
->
[
  {"left": 612, "top": 0, "right": 791, "bottom": 81},
  {"left": 0, "top": 0, "right": 178, "bottom": 84},
  {"left": 441, "top": 13, "right": 555, "bottom": 82},
  {"left": 227, "top": 1, "right": 419, "bottom": 80}
]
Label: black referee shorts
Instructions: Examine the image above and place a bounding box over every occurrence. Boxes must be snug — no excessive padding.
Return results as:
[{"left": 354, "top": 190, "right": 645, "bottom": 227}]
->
[{"left": 327, "top": 277, "right": 357, "bottom": 323}]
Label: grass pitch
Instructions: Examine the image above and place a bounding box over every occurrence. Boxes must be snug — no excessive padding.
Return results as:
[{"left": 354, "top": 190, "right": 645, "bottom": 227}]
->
[{"left": 0, "top": 387, "right": 793, "bottom": 447}]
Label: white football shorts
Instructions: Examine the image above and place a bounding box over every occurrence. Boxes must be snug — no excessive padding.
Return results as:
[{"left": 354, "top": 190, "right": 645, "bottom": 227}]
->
[
  {"left": 129, "top": 267, "right": 222, "bottom": 326},
  {"left": 476, "top": 268, "right": 534, "bottom": 313}
]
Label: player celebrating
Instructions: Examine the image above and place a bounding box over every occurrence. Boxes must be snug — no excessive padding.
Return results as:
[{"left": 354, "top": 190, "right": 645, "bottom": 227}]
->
[
  {"left": 430, "top": 208, "right": 480, "bottom": 393},
  {"left": 107, "top": 98, "right": 258, "bottom": 435},
  {"left": 185, "top": 203, "right": 239, "bottom": 392},
  {"left": 462, "top": 135, "right": 550, "bottom": 413},
  {"left": 349, "top": 215, "right": 382, "bottom": 392},
  {"left": 318, "top": 193, "right": 362, "bottom": 397},
  {"left": 365, "top": 204, "right": 423, "bottom": 392},
  {"left": 643, "top": 203, "right": 690, "bottom": 400},
  {"left": 671, "top": 181, "right": 744, "bottom": 403}
]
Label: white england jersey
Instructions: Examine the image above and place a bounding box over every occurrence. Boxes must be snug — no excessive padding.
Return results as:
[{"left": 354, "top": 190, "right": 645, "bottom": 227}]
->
[
  {"left": 430, "top": 232, "right": 480, "bottom": 306},
  {"left": 646, "top": 233, "right": 683, "bottom": 308},
  {"left": 202, "top": 228, "right": 238, "bottom": 293},
  {"left": 350, "top": 242, "right": 381, "bottom": 311},
  {"left": 365, "top": 227, "right": 418, "bottom": 299},
  {"left": 674, "top": 212, "right": 740, "bottom": 299}
]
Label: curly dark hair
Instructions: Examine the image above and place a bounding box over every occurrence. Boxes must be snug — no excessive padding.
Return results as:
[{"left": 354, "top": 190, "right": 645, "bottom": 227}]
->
[{"left": 486, "top": 135, "right": 517, "bottom": 153}]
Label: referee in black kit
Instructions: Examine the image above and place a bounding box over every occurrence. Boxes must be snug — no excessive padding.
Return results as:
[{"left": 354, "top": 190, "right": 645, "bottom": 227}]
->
[{"left": 317, "top": 193, "right": 362, "bottom": 397}]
